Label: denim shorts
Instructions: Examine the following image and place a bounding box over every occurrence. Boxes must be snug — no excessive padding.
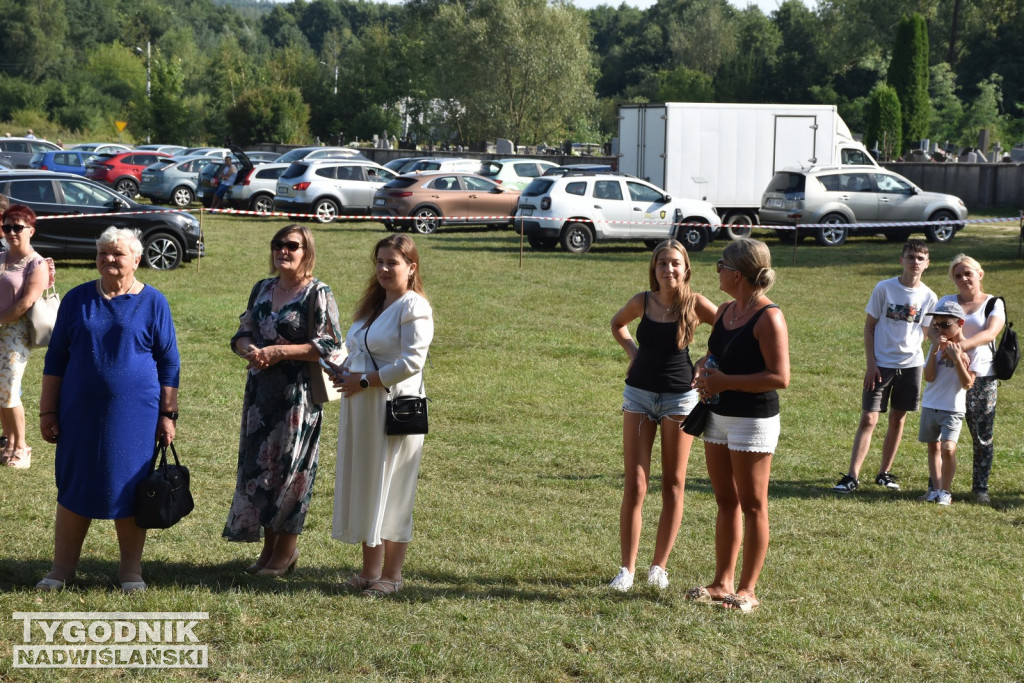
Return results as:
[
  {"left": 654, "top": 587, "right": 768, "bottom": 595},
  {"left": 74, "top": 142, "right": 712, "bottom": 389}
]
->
[
  {"left": 622, "top": 384, "right": 699, "bottom": 421},
  {"left": 918, "top": 407, "right": 964, "bottom": 444},
  {"left": 703, "top": 413, "right": 781, "bottom": 453}
]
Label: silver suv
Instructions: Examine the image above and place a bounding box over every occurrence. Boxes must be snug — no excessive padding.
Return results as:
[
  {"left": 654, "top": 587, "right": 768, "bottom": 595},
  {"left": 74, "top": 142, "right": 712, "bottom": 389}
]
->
[
  {"left": 227, "top": 163, "right": 290, "bottom": 213},
  {"left": 274, "top": 160, "right": 396, "bottom": 223},
  {"left": 758, "top": 166, "right": 968, "bottom": 246},
  {"left": 139, "top": 155, "right": 217, "bottom": 207},
  {"left": 515, "top": 172, "right": 721, "bottom": 253}
]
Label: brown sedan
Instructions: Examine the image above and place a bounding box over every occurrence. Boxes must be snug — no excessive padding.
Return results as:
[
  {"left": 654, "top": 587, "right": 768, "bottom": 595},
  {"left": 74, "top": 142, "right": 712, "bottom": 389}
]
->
[{"left": 371, "top": 172, "right": 521, "bottom": 234}]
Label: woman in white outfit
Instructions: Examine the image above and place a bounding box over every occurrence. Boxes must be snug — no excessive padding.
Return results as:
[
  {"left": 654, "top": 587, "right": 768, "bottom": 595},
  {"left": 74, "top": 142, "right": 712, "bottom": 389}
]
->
[{"left": 332, "top": 234, "right": 433, "bottom": 597}]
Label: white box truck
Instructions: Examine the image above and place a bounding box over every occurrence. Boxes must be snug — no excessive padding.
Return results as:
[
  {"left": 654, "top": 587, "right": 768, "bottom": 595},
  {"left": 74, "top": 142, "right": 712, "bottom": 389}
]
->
[{"left": 617, "top": 102, "right": 877, "bottom": 237}]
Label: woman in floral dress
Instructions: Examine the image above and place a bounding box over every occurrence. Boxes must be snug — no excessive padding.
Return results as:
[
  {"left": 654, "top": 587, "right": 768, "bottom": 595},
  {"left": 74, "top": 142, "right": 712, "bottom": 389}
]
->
[{"left": 223, "top": 224, "right": 342, "bottom": 577}]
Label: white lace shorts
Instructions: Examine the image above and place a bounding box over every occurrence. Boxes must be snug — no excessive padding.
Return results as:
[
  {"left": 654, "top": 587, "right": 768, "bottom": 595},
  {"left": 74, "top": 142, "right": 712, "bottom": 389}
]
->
[{"left": 702, "top": 412, "right": 780, "bottom": 453}]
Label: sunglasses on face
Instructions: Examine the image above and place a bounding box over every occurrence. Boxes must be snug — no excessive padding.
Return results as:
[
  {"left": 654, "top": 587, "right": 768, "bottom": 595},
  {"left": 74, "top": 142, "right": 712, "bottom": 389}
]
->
[
  {"left": 271, "top": 240, "right": 303, "bottom": 252},
  {"left": 932, "top": 320, "right": 956, "bottom": 329},
  {"left": 716, "top": 259, "right": 738, "bottom": 273},
  {"left": 2, "top": 224, "right": 27, "bottom": 234}
]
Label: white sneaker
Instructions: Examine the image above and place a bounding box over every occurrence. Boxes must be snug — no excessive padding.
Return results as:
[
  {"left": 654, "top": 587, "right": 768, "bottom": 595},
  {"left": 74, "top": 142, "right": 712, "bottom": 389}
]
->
[
  {"left": 919, "top": 488, "right": 939, "bottom": 502},
  {"left": 608, "top": 567, "right": 634, "bottom": 592},
  {"left": 936, "top": 490, "right": 952, "bottom": 506},
  {"left": 647, "top": 565, "right": 669, "bottom": 590}
]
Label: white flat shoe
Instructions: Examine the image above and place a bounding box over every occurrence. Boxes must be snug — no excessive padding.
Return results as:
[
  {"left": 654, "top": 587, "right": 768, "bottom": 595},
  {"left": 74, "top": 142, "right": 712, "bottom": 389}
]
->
[
  {"left": 120, "top": 581, "right": 147, "bottom": 593},
  {"left": 35, "top": 577, "right": 65, "bottom": 591}
]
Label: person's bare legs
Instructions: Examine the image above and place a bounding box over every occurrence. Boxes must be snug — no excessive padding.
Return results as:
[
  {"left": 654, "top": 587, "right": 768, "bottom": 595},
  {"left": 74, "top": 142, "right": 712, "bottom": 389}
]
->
[
  {"left": 731, "top": 450, "right": 773, "bottom": 606},
  {"left": 704, "top": 441, "right": 739, "bottom": 599},
  {"left": 45, "top": 503, "right": 91, "bottom": 582},
  {"left": 847, "top": 410, "right": 879, "bottom": 479},
  {"left": 252, "top": 527, "right": 278, "bottom": 569},
  {"left": 262, "top": 531, "right": 298, "bottom": 571},
  {"left": 878, "top": 409, "right": 908, "bottom": 476},
  {"left": 927, "top": 441, "right": 942, "bottom": 492},
  {"left": 361, "top": 542, "right": 384, "bottom": 581},
  {"left": 650, "top": 418, "right": 693, "bottom": 570},
  {"left": 619, "top": 411, "right": 656, "bottom": 572},
  {"left": 114, "top": 517, "right": 147, "bottom": 583},
  {"left": 380, "top": 540, "right": 408, "bottom": 583},
  {"left": 938, "top": 441, "right": 957, "bottom": 492}
]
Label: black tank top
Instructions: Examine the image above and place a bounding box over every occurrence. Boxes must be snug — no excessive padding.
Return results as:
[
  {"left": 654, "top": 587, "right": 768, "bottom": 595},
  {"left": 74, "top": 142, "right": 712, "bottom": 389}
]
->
[
  {"left": 625, "top": 292, "right": 694, "bottom": 393},
  {"left": 707, "top": 302, "right": 780, "bottom": 418}
]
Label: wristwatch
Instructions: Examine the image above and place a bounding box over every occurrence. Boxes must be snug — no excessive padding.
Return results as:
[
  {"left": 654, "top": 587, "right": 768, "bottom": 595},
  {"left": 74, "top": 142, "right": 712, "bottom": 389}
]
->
[
  {"left": 359, "top": 374, "right": 370, "bottom": 389},
  {"left": 160, "top": 411, "right": 179, "bottom": 420}
]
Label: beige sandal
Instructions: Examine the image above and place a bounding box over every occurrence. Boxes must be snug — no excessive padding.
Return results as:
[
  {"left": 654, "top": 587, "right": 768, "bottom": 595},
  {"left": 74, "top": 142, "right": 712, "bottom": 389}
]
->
[
  {"left": 361, "top": 578, "right": 403, "bottom": 597},
  {"left": 684, "top": 586, "right": 723, "bottom": 605},
  {"left": 344, "top": 573, "right": 380, "bottom": 591},
  {"left": 5, "top": 446, "right": 31, "bottom": 469}
]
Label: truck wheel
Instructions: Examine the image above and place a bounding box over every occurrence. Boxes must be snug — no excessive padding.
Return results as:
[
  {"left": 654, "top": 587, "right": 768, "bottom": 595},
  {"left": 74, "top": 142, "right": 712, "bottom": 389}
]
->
[
  {"left": 815, "top": 214, "right": 848, "bottom": 247},
  {"left": 675, "top": 220, "right": 709, "bottom": 252},
  {"left": 924, "top": 210, "right": 958, "bottom": 243},
  {"left": 643, "top": 239, "right": 662, "bottom": 249},
  {"left": 560, "top": 222, "right": 593, "bottom": 253},
  {"left": 527, "top": 235, "right": 557, "bottom": 250},
  {"left": 724, "top": 213, "right": 754, "bottom": 240},
  {"left": 143, "top": 233, "right": 183, "bottom": 270}
]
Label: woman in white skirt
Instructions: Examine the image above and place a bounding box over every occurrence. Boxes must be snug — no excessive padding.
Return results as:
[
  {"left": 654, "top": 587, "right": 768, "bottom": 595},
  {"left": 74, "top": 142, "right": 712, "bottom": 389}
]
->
[{"left": 331, "top": 234, "right": 433, "bottom": 597}]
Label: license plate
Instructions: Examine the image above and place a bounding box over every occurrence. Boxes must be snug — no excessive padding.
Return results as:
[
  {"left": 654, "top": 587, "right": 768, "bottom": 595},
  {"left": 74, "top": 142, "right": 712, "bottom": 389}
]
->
[
  {"left": 519, "top": 207, "right": 533, "bottom": 216},
  {"left": 374, "top": 198, "right": 386, "bottom": 206},
  {"left": 277, "top": 184, "right": 289, "bottom": 196},
  {"left": 766, "top": 198, "right": 785, "bottom": 209},
  {"left": 141, "top": 174, "right": 152, "bottom": 182}
]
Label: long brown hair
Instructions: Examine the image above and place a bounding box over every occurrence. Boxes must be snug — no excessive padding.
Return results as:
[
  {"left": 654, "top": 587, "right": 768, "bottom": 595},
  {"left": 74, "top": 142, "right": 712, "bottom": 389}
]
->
[
  {"left": 353, "top": 234, "right": 427, "bottom": 324},
  {"left": 648, "top": 239, "right": 698, "bottom": 349}
]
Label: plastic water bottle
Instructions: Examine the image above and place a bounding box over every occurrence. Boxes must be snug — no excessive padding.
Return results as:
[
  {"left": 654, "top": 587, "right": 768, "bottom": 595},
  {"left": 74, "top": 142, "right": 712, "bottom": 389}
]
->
[{"left": 704, "top": 354, "right": 720, "bottom": 404}]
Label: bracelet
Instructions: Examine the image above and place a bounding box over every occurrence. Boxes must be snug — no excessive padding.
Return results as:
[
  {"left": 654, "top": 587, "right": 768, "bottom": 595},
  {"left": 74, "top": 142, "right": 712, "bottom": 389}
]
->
[{"left": 39, "top": 410, "right": 58, "bottom": 417}]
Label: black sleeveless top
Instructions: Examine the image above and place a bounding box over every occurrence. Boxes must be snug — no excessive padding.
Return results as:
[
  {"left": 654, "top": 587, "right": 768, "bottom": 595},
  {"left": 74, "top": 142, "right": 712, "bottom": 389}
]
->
[
  {"left": 707, "top": 302, "right": 780, "bottom": 418},
  {"left": 625, "top": 292, "right": 694, "bottom": 393}
]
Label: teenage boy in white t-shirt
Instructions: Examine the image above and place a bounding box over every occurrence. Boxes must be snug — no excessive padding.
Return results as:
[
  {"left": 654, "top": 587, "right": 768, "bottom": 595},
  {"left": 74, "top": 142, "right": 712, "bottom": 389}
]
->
[
  {"left": 833, "top": 239, "right": 937, "bottom": 493},
  {"left": 918, "top": 300, "right": 978, "bottom": 505}
]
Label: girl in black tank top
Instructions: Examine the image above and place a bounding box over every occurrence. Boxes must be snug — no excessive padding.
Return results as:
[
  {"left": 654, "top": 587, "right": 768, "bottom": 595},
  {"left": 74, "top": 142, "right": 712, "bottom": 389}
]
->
[{"left": 607, "top": 240, "right": 718, "bottom": 592}]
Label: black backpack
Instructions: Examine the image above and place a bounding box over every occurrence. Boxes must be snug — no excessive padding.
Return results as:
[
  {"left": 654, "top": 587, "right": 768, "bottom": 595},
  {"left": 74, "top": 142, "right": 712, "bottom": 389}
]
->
[{"left": 984, "top": 296, "right": 1018, "bottom": 381}]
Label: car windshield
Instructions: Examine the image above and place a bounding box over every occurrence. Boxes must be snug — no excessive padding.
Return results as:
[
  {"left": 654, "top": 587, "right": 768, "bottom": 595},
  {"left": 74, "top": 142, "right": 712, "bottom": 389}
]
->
[
  {"left": 275, "top": 149, "right": 314, "bottom": 163},
  {"left": 383, "top": 178, "right": 417, "bottom": 189},
  {"left": 765, "top": 172, "right": 805, "bottom": 197},
  {"left": 61, "top": 179, "right": 117, "bottom": 207},
  {"left": 478, "top": 162, "right": 500, "bottom": 177}
]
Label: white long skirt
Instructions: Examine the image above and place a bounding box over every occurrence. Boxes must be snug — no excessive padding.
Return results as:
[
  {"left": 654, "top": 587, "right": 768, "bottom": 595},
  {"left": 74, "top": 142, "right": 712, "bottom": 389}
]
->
[{"left": 331, "top": 387, "right": 424, "bottom": 546}]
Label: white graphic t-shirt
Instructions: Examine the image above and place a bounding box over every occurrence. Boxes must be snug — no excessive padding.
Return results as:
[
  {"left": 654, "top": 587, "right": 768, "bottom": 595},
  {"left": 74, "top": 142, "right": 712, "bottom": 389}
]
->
[{"left": 865, "top": 277, "right": 937, "bottom": 368}]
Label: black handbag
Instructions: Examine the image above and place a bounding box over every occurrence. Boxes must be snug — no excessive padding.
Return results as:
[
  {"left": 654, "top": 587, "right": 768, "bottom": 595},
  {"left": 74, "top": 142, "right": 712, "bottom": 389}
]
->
[
  {"left": 984, "top": 296, "right": 1018, "bottom": 381},
  {"left": 135, "top": 440, "right": 194, "bottom": 529},
  {"left": 365, "top": 322, "right": 429, "bottom": 436},
  {"left": 681, "top": 401, "right": 709, "bottom": 436}
]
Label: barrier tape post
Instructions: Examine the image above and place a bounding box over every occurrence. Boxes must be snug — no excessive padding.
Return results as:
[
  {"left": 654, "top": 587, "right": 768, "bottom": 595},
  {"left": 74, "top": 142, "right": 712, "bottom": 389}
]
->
[
  {"left": 197, "top": 208, "right": 204, "bottom": 273},
  {"left": 1018, "top": 210, "right": 1023, "bottom": 258},
  {"left": 518, "top": 213, "right": 524, "bottom": 269}
]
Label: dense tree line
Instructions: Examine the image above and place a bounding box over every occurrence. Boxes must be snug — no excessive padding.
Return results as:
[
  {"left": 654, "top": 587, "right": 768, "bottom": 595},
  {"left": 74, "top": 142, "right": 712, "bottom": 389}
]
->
[{"left": 0, "top": 0, "right": 1020, "bottom": 155}]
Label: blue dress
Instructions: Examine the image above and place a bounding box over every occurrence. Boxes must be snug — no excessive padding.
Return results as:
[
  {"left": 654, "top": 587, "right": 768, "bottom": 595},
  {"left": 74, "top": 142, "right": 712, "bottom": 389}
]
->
[{"left": 43, "top": 282, "right": 180, "bottom": 519}]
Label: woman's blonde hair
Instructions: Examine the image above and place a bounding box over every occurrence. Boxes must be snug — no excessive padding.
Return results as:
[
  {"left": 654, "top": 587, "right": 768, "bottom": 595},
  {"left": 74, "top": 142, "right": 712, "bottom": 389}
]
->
[
  {"left": 721, "top": 238, "right": 775, "bottom": 303},
  {"left": 648, "top": 239, "right": 698, "bottom": 349},
  {"left": 947, "top": 253, "right": 983, "bottom": 280},
  {"left": 268, "top": 224, "right": 316, "bottom": 279},
  {"left": 353, "top": 234, "right": 427, "bottom": 324}
]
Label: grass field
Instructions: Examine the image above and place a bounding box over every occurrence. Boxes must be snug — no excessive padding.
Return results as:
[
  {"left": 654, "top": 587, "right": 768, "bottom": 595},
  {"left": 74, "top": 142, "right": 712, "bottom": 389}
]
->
[{"left": 1, "top": 213, "right": 1023, "bottom": 681}]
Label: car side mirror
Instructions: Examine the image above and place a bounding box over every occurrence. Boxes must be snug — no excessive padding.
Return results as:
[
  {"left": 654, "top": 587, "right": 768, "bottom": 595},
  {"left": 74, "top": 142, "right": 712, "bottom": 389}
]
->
[{"left": 663, "top": 194, "right": 672, "bottom": 202}]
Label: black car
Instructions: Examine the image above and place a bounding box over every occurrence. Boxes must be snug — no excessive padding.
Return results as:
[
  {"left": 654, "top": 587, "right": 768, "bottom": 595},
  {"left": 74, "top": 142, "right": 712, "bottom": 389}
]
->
[{"left": 0, "top": 171, "right": 203, "bottom": 270}]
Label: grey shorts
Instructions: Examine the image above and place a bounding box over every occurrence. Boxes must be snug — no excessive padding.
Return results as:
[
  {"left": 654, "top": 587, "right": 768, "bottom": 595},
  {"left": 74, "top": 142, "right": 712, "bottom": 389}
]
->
[
  {"left": 622, "top": 384, "right": 698, "bottom": 422},
  {"left": 862, "top": 365, "right": 923, "bottom": 413},
  {"left": 918, "top": 407, "right": 964, "bottom": 444}
]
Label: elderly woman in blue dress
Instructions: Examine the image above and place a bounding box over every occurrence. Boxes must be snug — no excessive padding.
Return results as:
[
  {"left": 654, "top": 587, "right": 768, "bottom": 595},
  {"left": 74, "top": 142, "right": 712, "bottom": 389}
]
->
[
  {"left": 37, "top": 227, "right": 180, "bottom": 592},
  {"left": 223, "top": 224, "right": 342, "bottom": 576}
]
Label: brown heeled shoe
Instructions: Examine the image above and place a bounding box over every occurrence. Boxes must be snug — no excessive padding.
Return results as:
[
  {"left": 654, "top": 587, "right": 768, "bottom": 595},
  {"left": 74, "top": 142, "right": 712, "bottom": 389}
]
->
[{"left": 255, "top": 549, "right": 298, "bottom": 578}]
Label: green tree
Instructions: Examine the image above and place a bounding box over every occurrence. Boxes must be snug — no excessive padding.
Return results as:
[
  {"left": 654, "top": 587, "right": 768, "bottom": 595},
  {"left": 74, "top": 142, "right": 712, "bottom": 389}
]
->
[
  {"left": 889, "top": 13, "right": 930, "bottom": 152},
  {"left": 957, "top": 74, "right": 1003, "bottom": 149},
  {"left": 865, "top": 84, "right": 902, "bottom": 160},
  {"left": 424, "top": 0, "right": 597, "bottom": 146},
  {"left": 226, "top": 85, "right": 309, "bottom": 145},
  {"left": 656, "top": 65, "right": 714, "bottom": 102},
  {"left": 928, "top": 62, "right": 962, "bottom": 146}
]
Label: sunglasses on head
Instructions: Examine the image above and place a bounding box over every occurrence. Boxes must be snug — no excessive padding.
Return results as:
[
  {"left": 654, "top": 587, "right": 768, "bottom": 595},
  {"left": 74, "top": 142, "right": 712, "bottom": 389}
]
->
[
  {"left": 271, "top": 240, "right": 303, "bottom": 252},
  {"left": 716, "top": 259, "right": 738, "bottom": 273},
  {"left": 2, "top": 224, "right": 27, "bottom": 234},
  {"left": 932, "top": 320, "right": 956, "bottom": 329}
]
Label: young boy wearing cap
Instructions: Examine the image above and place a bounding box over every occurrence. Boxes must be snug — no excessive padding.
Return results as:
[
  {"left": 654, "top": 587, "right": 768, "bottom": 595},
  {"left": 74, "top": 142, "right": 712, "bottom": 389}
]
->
[
  {"left": 833, "top": 239, "right": 937, "bottom": 493},
  {"left": 919, "top": 300, "right": 979, "bottom": 505}
]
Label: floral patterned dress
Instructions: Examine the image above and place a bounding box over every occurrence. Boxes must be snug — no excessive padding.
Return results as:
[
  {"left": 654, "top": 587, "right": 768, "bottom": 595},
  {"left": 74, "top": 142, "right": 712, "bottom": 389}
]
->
[{"left": 223, "top": 277, "right": 341, "bottom": 542}]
